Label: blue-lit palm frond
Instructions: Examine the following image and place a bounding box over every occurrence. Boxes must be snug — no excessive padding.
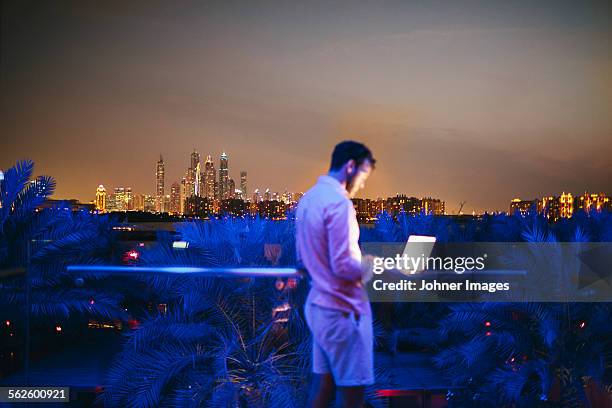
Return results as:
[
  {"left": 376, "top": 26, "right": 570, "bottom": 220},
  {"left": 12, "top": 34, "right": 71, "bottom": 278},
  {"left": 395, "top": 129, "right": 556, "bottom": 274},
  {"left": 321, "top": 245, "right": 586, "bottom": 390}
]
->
[
  {"left": 12, "top": 176, "right": 56, "bottom": 220},
  {"left": 521, "top": 214, "right": 555, "bottom": 243},
  {"left": 0, "top": 159, "right": 36, "bottom": 228},
  {"left": 30, "top": 211, "right": 118, "bottom": 263},
  {"left": 210, "top": 321, "right": 306, "bottom": 408},
  {"left": 0, "top": 283, "right": 127, "bottom": 321},
  {"left": 124, "top": 308, "right": 218, "bottom": 351},
  {"left": 103, "top": 340, "right": 217, "bottom": 408},
  {"left": 437, "top": 301, "right": 612, "bottom": 405}
]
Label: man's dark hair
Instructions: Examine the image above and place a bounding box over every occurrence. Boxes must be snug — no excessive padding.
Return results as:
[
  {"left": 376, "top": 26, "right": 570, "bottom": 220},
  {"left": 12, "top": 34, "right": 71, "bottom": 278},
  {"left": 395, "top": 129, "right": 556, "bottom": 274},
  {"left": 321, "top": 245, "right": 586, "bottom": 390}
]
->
[{"left": 329, "top": 140, "right": 376, "bottom": 171}]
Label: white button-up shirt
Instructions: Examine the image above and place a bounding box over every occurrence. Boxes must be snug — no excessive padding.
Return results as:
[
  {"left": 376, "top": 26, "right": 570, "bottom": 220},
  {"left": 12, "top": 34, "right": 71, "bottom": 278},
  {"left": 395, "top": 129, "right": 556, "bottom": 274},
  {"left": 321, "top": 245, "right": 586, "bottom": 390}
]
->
[{"left": 296, "top": 175, "right": 371, "bottom": 316}]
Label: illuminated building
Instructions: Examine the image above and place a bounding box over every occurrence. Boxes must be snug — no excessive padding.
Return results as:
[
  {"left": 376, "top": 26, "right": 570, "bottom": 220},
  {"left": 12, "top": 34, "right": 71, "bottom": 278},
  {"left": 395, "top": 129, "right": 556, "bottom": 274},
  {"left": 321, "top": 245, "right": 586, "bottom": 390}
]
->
[
  {"left": 386, "top": 194, "right": 421, "bottom": 215},
  {"left": 179, "top": 177, "right": 187, "bottom": 214},
  {"left": 184, "top": 168, "right": 195, "bottom": 198},
  {"left": 170, "top": 182, "right": 181, "bottom": 214},
  {"left": 156, "top": 155, "right": 165, "bottom": 212},
  {"left": 559, "top": 192, "right": 574, "bottom": 219},
  {"left": 228, "top": 178, "right": 235, "bottom": 199},
  {"left": 125, "top": 187, "right": 133, "bottom": 210},
  {"left": 194, "top": 162, "right": 201, "bottom": 197},
  {"left": 28, "top": 177, "right": 48, "bottom": 197},
  {"left": 204, "top": 155, "right": 216, "bottom": 200},
  {"left": 509, "top": 198, "right": 537, "bottom": 216},
  {"left": 133, "top": 194, "right": 145, "bottom": 211},
  {"left": 163, "top": 194, "right": 171, "bottom": 213},
  {"left": 352, "top": 198, "right": 373, "bottom": 222},
  {"left": 240, "top": 171, "right": 247, "bottom": 198},
  {"left": 114, "top": 187, "right": 127, "bottom": 211},
  {"left": 106, "top": 193, "right": 116, "bottom": 211},
  {"left": 220, "top": 198, "right": 249, "bottom": 216},
  {"left": 422, "top": 197, "right": 445, "bottom": 215},
  {"left": 95, "top": 185, "right": 107, "bottom": 212},
  {"left": 190, "top": 149, "right": 200, "bottom": 179},
  {"left": 252, "top": 189, "right": 262, "bottom": 203},
  {"left": 37, "top": 199, "right": 95, "bottom": 212},
  {"left": 539, "top": 196, "right": 561, "bottom": 221},
  {"left": 257, "top": 200, "right": 286, "bottom": 219},
  {"left": 143, "top": 195, "right": 156, "bottom": 212},
  {"left": 184, "top": 196, "right": 214, "bottom": 218},
  {"left": 576, "top": 192, "right": 610, "bottom": 214},
  {"left": 188, "top": 149, "right": 200, "bottom": 198},
  {"left": 218, "top": 152, "right": 229, "bottom": 199},
  {"left": 371, "top": 198, "right": 385, "bottom": 217},
  {"left": 281, "top": 190, "right": 293, "bottom": 204}
]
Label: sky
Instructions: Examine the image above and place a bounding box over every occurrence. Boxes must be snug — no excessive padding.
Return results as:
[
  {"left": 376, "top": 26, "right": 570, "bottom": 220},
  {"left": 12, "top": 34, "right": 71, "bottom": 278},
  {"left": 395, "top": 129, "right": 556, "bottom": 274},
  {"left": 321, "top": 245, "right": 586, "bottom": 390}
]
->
[{"left": 1, "top": 0, "right": 610, "bottom": 213}]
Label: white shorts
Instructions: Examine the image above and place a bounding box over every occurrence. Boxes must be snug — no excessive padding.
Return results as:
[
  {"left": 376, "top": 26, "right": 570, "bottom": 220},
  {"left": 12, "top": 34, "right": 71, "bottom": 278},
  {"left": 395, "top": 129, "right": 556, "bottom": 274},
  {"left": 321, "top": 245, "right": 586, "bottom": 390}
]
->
[{"left": 304, "top": 302, "right": 374, "bottom": 387}]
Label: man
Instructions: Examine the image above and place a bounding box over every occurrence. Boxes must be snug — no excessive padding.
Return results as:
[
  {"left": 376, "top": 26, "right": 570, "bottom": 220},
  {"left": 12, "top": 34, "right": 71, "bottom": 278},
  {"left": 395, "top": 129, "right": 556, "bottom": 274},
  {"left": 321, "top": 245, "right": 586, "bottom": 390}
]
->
[{"left": 296, "top": 140, "right": 376, "bottom": 408}]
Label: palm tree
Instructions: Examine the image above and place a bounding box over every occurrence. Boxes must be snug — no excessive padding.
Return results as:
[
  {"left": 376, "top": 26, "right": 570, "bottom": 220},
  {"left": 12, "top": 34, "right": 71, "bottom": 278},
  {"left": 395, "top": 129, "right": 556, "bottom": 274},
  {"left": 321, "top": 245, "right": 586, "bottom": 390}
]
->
[
  {"left": 0, "top": 159, "right": 127, "bottom": 329},
  {"left": 434, "top": 220, "right": 612, "bottom": 407},
  {"left": 101, "top": 217, "right": 310, "bottom": 407},
  {"left": 102, "top": 275, "right": 310, "bottom": 407}
]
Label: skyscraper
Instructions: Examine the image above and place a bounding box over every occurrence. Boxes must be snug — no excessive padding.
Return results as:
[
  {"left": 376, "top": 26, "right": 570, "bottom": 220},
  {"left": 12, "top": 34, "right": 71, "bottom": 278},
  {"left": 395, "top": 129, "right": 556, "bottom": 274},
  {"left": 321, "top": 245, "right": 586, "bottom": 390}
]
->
[
  {"left": 185, "top": 149, "right": 200, "bottom": 199},
  {"left": 185, "top": 168, "right": 195, "bottom": 198},
  {"left": 240, "top": 171, "right": 247, "bottom": 198},
  {"left": 194, "top": 162, "right": 201, "bottom": 197},
  {"left": 190, "top": 149, "right": 200, "bottom": 177},
  {"left": 228, "top": 178, "right": 235, "bottom": 199},
  {"left": 170, "top": 181, "right": 181, "bottom": 214},
  {"left": 114, "top": 187, "right": 127, "bottom": 211},
  {"left": 204, "top": 155, "right": 215, "bottom": 200},
  {"left": 219, "top": 151, "right": 229, "bottom": 200},
  {"left": 156, "top": 154, "right": 165, "bottom": 212},
  {"left": 252, "top": 189, "right": 262, "bottom": 203},
  {"left": 106, "top": 193, "right": 117, "bottom": 212},
  {"left": 133, "top": 194, "right": 145, "bottom": 211},
  {"left": 125, "top": 187, "right": 133, "bottom": 210},
  {"left": 179, "top": 177, "right": 188, "bottom": 214},
  {"left": 95, "top": 185, "right": 107, "bottom": 212}
]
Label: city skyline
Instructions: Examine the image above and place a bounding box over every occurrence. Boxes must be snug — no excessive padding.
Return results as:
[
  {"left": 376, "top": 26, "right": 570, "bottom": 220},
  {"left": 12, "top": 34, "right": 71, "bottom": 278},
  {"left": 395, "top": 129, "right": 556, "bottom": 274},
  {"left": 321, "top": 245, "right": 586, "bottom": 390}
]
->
[
  {"left": 1, "top": 1, "right": 610, "bottom": 213},
  {"left": 3, "top": 146, "right": 611, "bottom": 215}
]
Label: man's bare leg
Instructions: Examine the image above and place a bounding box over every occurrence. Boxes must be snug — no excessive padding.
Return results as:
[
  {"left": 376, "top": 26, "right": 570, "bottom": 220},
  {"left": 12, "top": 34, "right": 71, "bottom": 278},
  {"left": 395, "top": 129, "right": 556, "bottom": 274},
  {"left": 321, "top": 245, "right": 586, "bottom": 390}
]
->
[
  {"left": 338, "top": 386, "right": 365, "bottom": 408},
  {"left": 308, "top": 373, "right": 336, "bottom": 408}
]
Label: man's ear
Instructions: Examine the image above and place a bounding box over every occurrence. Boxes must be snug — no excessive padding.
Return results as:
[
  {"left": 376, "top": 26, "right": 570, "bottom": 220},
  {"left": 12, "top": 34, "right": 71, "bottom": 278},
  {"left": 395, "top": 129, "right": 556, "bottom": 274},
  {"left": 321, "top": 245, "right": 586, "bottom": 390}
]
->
[{"left": 346, "top": 159, "right": 356, "bottom": 175}]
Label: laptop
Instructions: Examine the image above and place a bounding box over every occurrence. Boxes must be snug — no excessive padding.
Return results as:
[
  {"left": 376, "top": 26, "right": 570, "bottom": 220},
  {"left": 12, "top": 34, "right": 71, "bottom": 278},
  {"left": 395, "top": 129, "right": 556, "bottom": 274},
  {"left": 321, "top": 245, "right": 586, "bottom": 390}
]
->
[{"left": 399, "top": 235, "right": 437, "bottom": 275}]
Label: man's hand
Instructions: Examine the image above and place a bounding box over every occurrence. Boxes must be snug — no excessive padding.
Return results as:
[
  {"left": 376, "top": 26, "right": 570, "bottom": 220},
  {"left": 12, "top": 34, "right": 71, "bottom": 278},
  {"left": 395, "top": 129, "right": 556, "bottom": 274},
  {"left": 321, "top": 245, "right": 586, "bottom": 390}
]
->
[{"left": 361, "top": 254, "right": 377, "bottom": 283}]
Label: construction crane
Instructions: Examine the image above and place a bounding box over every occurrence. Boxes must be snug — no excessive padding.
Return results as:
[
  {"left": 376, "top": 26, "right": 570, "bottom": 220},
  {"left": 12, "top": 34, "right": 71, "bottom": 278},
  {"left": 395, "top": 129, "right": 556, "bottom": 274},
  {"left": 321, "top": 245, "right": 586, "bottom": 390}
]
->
[{"left": 457, "top": 201, "right": 466, "bottom": 215}]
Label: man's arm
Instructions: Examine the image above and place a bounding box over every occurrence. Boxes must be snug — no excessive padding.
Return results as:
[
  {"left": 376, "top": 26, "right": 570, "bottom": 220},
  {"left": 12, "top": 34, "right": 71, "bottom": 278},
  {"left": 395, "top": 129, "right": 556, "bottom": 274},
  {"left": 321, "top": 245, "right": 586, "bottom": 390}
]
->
[{"left": 326, "top": 199, "right": 363, "bottom": 282}]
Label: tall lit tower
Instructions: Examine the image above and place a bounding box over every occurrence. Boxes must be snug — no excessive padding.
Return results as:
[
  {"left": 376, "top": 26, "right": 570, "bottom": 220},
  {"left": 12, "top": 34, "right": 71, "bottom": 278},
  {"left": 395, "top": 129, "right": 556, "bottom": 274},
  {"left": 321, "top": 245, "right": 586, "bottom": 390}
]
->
[
  {"left": 194, "top": 162, "right": 201, "bottom": 197},
  {"left": 95, "top": 185, "right": 107, "bottom": 212},
  {"left": 190, "top": 149, "right": 200, "bottom": 176},
  {"left": 204, "top": 155, "right": 216, "bottom": 200},
  {"left": 115, "top": 187, "right": 127, "bottom": 211},
  {"left": 170, "top": 181, "right": 181, "bottom": 214},
  {"left": 125, "top": 187, "right": 133, "bottom": 210},
  {"left": 156, "top": 154, "right": 165, "bottom": 212},
  {"left": 240, "top": 171, "right": 247, "bottom": 198},
  {"left": 229, "top": 178, "right": 236, "bottom": 199},
  {"left": 179, "top": 177, "right": 188, "bottom": 214},
  {"left": 219, "top": 151, "right": 229, "bottom": 200}
]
